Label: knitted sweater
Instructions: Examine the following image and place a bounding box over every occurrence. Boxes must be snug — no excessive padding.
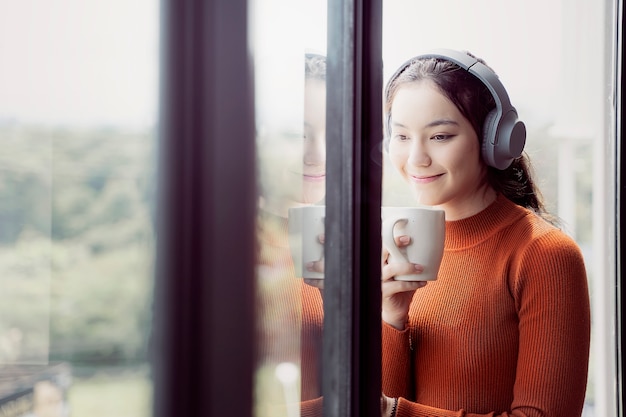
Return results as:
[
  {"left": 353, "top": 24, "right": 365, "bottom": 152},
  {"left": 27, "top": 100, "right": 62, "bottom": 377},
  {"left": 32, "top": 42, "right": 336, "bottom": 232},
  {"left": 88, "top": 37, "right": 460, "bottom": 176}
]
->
[
  {"left": 382, "top": 194, "right": 591, "bottom": 417},
  {"left": 256, "top": 210, "right": 324, "bottom": 417}
]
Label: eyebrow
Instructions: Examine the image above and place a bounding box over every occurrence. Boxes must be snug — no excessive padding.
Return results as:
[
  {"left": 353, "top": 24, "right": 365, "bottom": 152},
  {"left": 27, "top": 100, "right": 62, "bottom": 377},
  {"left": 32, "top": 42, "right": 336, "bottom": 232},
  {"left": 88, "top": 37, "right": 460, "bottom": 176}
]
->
[
  {"left": 391, "top": 118, "right": 460, "bottom": 130},
  {"left": 425, "top": 118, "right": 459, "bottom": 128}
]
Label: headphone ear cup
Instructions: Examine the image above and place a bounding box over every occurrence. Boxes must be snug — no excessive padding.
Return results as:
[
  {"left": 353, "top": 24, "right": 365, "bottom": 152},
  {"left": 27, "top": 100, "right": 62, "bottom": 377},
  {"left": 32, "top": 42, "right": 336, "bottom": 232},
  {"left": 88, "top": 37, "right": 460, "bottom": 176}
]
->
[
  {"left": 481, "top": 110, "right": 527, "bottom": 170},
  {"left": 497, "top": 111, "right": 526, "bottom": 169},
  {"left": 481, "top": 109, "right": 499, "bottom": 168}
]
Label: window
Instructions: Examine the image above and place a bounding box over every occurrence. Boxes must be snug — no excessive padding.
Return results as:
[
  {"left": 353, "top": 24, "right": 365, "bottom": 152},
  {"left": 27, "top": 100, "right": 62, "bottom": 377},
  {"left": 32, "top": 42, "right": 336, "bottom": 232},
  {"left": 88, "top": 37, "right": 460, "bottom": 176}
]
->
[
  {"left": 1, "top": 0, "right": 623, "bottom": 416},
  {"left": 0, "top": 1, "right": 159, "bottom": 416}
]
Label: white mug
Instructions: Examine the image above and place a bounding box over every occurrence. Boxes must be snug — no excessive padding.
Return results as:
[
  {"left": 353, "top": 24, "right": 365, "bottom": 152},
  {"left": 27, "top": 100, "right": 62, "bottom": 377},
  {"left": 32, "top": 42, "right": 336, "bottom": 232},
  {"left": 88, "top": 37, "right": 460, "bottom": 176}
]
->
[
  {"left": 288, "top": 205, "right": 325, "bottom": 280},
  {"left": 381, "top": 206, "right": 445, "bottom": 281}
]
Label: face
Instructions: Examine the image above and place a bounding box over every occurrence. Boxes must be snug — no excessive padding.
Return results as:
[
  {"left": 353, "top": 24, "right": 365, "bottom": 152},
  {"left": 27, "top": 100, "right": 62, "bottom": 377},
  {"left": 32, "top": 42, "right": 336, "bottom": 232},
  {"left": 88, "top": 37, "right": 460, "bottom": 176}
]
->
[
  {"left": 258, "top": 78, "right": 326, "bottom": 216},
  {"left": 301, "top": 78, "right": 327, "bottom": 203},
  {"left": 388, "top": 80, "right": 494, "bottom": 220}
]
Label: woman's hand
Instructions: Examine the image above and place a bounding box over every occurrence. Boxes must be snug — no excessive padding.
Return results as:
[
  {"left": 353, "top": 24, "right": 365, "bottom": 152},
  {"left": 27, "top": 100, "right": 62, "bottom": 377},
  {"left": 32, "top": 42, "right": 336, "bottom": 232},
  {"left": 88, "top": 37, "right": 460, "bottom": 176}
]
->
[
  {"left": 381, "top": 235, "right": 427, "bottom": 330},
  {"left": 304, "top": 233, "right": 325, "bottom": 289}
]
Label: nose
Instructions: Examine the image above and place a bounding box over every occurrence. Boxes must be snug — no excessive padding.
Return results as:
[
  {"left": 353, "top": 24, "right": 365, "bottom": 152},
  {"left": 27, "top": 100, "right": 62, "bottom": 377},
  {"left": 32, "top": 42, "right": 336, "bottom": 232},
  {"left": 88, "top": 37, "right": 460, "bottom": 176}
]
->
[
  {"left": 408, "top": 140, "right": 431, "bottom": 167},
  {"left": 303, "top": 131, "right": 326, "bottom": 166}
]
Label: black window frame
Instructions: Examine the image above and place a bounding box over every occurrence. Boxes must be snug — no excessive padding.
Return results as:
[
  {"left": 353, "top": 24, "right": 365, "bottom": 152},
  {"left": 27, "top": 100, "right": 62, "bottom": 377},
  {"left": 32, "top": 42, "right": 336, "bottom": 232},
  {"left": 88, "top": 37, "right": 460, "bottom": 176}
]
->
[
  {"left": 323, "top": 0, "right": 383, "bottom": 416},
  {"left": 153, "top": 0, "right": 256, "bottom": 415}
]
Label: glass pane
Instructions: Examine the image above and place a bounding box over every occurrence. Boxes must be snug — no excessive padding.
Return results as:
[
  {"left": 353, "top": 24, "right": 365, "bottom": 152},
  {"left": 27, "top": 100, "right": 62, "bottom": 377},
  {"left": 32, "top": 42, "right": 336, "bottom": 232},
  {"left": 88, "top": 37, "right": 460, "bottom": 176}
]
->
[
  {"left": 0, "top": 1, "right": 159, "bottom": 415},
  {"left": 251, "top": 1, "right": 327, "bottom": 416},
  {"left": 383, "top": 1, "right": 611, "bottom": 416}
]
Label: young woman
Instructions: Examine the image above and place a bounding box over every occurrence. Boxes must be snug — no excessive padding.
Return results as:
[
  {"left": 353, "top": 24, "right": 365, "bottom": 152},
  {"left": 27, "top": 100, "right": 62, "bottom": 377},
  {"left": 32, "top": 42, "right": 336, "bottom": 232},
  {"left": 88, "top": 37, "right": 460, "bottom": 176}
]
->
[{"left": 379, "top": 50, "right": 591, "bottom": 417}]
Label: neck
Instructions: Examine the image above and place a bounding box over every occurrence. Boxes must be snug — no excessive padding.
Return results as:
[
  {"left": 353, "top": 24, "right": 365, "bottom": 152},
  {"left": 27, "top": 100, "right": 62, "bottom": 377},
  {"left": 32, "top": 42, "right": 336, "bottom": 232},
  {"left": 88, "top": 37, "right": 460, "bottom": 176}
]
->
[
  {"left": 259, "top": 196, "right": 290, "bottom": 218},
  {"left": 436, "top": 185, "right": 497, "bottom": 221}
]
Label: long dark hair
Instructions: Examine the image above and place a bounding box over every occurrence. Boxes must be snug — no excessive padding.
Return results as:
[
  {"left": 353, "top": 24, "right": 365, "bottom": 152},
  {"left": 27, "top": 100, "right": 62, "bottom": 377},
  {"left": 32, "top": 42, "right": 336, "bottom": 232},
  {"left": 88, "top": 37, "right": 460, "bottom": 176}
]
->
[{"left": 384, "top": 52, "right": 555, "bottom": 223}]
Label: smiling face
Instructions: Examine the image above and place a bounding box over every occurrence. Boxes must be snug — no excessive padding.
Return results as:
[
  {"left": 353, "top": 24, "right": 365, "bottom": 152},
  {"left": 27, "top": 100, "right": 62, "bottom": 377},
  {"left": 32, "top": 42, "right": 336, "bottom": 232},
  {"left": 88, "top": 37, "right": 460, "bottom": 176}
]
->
[
  {"left": 300, "top": 78, "right": 327, "bottom": 202},
  {"left": 258, "top": 77, "right": 327, "bottom": 216},
  {"left": 388, "top": 80, "right": 495, "bottom": 220}
]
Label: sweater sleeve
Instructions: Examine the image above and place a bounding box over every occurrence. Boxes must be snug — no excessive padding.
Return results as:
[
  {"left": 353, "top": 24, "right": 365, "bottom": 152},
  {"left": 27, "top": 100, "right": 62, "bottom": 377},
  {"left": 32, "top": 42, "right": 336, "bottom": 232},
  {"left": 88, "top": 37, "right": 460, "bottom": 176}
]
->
[
  {"left": 300, "top": 396, "right": 323, "bottom": 417},
  {"left": 393, "top": 230, "right": 591, "bottom": 417},
  {"left": 381, "top": 321, "right": 413, "bottom": 399},
  {"left": 508, "top": 231, "right": 591, "bottom": 416}
]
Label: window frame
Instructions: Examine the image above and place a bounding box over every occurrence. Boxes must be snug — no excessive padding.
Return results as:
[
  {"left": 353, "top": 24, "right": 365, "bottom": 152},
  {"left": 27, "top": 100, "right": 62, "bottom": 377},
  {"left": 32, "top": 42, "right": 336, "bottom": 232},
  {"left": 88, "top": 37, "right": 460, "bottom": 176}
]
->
[
  {"left": 153, "top": 0, "right": 256, "bottom": 415},
  {"left": 152, "top": 0, "right": 385, "bottom": 415},
  {"left": 323, "top": 0, "right": 384, "bottom": 416}
]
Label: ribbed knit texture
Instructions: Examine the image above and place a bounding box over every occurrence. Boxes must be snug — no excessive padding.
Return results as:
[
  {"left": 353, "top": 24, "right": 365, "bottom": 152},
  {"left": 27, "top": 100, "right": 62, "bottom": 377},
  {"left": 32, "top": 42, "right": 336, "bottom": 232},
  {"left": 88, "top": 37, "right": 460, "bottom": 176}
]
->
[
  {"left": 256, "top": 210, "right": 324, "bottom": 416},
  {"left": 382, "top": 194, "right": 591, "bottom": 417}
]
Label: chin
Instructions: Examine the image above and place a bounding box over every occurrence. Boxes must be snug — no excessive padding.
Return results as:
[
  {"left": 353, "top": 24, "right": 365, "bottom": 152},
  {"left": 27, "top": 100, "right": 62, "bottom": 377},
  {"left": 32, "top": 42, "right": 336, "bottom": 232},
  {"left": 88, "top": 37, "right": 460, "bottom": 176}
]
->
[
  {"left": 302, "top": 189, "right": 326, "bottom": 205},
  {"left": 410, "top": 191, "right": 438, "bottom": 206}
]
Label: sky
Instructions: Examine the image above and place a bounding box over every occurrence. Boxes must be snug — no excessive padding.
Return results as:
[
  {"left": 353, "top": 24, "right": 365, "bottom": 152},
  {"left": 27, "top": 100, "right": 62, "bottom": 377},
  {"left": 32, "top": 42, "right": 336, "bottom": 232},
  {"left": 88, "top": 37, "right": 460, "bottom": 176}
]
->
[
  {"left": 0, "top": 0, "right": 607, "bottom": 135},
  {"left": 0, "top": 0, "right": 159, "bottom": 128}
]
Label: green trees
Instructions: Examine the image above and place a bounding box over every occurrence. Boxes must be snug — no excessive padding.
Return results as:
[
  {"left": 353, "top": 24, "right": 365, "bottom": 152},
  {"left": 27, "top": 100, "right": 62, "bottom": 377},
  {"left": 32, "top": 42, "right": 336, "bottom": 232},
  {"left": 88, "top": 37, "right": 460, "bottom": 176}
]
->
[{"left": 0, "top": 124, "right": 155, "bottom": 369}]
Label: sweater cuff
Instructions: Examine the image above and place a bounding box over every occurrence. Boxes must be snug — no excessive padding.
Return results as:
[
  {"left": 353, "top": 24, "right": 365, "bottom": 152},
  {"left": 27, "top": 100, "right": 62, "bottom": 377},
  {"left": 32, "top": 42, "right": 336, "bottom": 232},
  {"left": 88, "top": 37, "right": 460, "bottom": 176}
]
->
[
  {"left": 396, "top": 398, "right": 463, "bottom": 417},
  {"left": 300, "top": 397, "right": 323, "bottom": 417},
  {"left": 382, "top": 320, "right": 411, "bottom": 349}
]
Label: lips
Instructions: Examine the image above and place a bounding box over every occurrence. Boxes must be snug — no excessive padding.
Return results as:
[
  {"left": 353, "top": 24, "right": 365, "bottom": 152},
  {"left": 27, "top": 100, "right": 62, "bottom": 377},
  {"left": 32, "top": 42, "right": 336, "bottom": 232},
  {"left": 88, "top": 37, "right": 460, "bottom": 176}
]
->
[
  {"left": 409, "top": 173, "right": 443, "bottom": 184},
  {"left": 303, "top": 173, "right": 326, "bottom": 182}
]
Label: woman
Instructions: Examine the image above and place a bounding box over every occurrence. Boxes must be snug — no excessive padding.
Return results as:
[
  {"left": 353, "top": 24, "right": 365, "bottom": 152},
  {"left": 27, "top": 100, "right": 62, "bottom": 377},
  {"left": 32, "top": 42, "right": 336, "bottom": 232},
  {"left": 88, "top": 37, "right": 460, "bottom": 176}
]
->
[
  {"left": 379, "top": 50, "right": 591, "bottom": 417},
  {"left": 255, "top": 53, "right": 326, "bottom": 417}
]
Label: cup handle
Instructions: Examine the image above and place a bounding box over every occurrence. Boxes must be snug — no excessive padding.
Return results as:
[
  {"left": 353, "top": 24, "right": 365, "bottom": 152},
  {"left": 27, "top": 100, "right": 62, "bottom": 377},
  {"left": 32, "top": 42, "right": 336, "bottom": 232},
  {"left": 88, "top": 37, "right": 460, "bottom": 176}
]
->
[
  {"left": 382, "top": 217, "right": 409, "bottom": 263},
  {"left": 317, "top": 217, "right": 325, "bottom": 263}
]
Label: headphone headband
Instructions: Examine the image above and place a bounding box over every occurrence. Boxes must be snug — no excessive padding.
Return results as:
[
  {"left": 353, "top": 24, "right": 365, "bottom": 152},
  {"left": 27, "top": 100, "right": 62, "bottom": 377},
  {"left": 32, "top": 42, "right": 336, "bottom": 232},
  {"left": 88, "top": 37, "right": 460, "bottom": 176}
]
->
[{"left": 415, "top": 48, "right": 513, "bottom": 112}]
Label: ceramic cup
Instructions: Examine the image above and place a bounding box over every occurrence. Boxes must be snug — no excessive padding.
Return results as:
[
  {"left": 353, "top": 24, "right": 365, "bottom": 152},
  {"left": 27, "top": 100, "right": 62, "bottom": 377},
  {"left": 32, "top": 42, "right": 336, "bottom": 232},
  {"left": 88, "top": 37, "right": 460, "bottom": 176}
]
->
[
  {"left": 381, "top": 206, "right": 445, "bottom": 281},
  {"left": 288, "top": 205, "right": 325, "bottom": 280}
]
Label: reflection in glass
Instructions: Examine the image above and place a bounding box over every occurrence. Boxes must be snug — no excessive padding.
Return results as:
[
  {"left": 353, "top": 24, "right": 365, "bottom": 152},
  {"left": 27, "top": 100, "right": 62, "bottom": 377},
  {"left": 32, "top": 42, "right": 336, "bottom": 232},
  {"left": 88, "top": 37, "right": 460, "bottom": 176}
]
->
[
  {"left": 255, "top": 54, "right": 327, "bottom": 417},
  {"left": 251, "top": 1, "right": 327, "bottom": 415}
]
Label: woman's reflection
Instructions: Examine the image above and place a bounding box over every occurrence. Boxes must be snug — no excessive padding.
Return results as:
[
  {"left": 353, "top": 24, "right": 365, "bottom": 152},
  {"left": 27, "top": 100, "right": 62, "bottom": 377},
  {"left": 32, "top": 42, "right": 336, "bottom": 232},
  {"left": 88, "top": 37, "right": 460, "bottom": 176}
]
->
[{"left": 255, "top": 53, "right": 326, "bottom": 417}]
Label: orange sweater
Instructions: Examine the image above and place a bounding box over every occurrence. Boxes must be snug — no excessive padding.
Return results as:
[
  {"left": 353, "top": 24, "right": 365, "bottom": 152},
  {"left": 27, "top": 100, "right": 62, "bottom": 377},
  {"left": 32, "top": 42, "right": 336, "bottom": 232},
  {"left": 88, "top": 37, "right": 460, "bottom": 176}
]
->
[
  {"left": 256, "top": 210, "right": 324, "bottom": 417},
  {"left": 382, "top": 194, "right": 591, "bottom": 417}
]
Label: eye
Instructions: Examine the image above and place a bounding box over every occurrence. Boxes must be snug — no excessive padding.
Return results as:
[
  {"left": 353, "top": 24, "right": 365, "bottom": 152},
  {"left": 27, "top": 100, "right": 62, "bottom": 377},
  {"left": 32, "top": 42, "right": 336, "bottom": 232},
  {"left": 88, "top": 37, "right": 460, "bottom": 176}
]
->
[
  {"left": 393, "top": 134, "right": 410, "bottom": 142},
  {"left": 431, "top": 134, "right": 452, "bottom": 142},
  {"left": 279, "top": 129, "right": 303, "bottom": 141}
]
